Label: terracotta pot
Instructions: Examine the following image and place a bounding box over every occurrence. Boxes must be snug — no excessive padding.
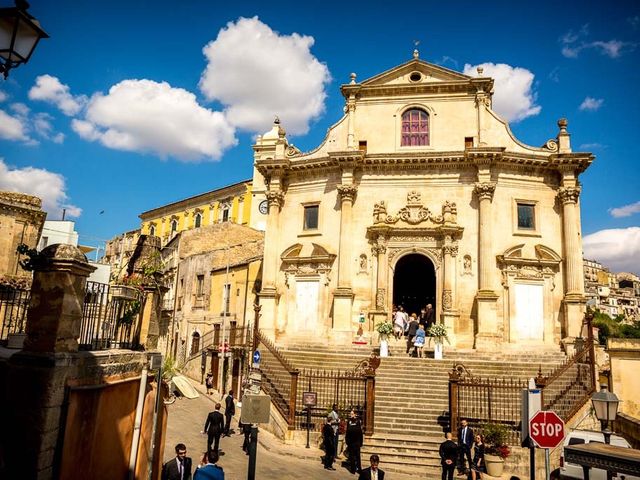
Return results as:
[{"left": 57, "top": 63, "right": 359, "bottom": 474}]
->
[{"left": 484, "top": 454, "right": 505, "bottom": 477}]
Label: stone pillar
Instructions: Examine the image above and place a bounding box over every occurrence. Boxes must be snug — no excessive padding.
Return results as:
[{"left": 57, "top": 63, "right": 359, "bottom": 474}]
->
[
  {"left": 441, "top": 240, "right": 459, "bottom": 345},
  {"left": 558, "top": 186, "right": 586, "bottom": 341},
  {"left": 259, "top": 189, "right": 284, "bottom": 335},
  {"left": 333, "top": 184, "right": 357, "bottom": 335},
  {"left": 346, "top": 94, "right": 356, "bottom": 150},
  {"left": 474, "top": 182, "right": 499, "bottom": 349},
  {"left": 5, "top": 244, "right": 95, "bottom": 479}
]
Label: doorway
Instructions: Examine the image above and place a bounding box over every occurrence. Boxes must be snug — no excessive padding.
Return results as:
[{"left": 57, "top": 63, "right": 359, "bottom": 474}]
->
[{"left": 393, "top": 253, "right": 436, "bottom": 316}]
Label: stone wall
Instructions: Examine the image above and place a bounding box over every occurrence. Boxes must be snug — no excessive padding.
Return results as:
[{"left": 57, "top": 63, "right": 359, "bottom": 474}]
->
[
  {"left": 0, "top": 243, "right": 166, "bottom": 480},
  {"left": 0, "top": 191, "right": 46, "bottom": 279},
  {"left": 608, "top": 338, "right": 640, "bottom": 417}
]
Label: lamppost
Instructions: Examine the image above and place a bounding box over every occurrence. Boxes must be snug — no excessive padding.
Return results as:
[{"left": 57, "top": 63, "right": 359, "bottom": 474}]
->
[
  {"left": 0, "top": 0, "right": 49, "bottom": 79},
  {"left": 591, "top": 384, "right": 620, "bottom": 480}
]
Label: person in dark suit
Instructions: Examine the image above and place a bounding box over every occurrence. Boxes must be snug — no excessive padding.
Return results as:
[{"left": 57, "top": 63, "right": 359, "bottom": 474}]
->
[
  {"left": 345, "top": 409, "right": 363, "bottom": 474},
  {"left": 162, "top": 443, "right": 192, "bottom": 480},
  {"left": 406, "top": 314, "right": 419, "bottom": 355},
  {"left": 457, "top": 418, "right": 474, "bottom": 474},
  {"left": 322, "top": 416, "right": 336, "bottom": 470},
  {"left": 358, "top": 454, "right": 385, "bottom": 480},
  {"left": 424, "top": 304, "right": 435, "bottom": 330},
  {"left": 439, "top": 432, "right": 458, "bottom": 480},
  {"left": 193, "top": 450, "right": 224, "bottom": 480},
  {"left": 223, "top": 390, "right": 235, "bottom": 436},
  {"left": 202, "top": 403, "right": 225, "bottom": 453}
]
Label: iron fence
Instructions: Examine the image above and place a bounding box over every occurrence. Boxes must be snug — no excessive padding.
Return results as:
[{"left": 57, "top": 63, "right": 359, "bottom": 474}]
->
[
  {"left": 79, "top": 282, "right": 144, "bottom": 351},
  {"left": 294, "top": 369, "right": 369, "bottom": 432},
  {"left": 0, "top": 285, "right": 31, "bottom": 343}
]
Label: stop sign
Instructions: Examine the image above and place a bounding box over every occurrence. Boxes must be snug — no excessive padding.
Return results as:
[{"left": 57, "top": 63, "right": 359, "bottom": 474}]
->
[{"left": 529, "top": 410, "right": 565, "bottom": 449}]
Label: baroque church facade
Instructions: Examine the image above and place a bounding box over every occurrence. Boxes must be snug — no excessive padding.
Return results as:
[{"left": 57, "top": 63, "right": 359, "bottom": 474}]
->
[{"left": 249, "top": 53, "right": 593, "bottom": 350}]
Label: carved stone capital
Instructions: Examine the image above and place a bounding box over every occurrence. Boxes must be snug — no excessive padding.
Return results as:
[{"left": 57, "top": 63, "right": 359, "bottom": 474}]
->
[
  {"left": 337, "top": 184, "right": 358, "bottom": 202},
  {"left": 371, "top": 244, "right": 387, "bottom": 256},
  {"left": 474, "top": 182, "right": 496, "bottom": 201},
  {"left": 443, "top": 245, "right": 459, "bottom": 257},
  {"left": 265, "top": 190, "right": 285, "bottom": 209},
  {"left": 557, "top": 186, "right": 581, "bottom": 204}
]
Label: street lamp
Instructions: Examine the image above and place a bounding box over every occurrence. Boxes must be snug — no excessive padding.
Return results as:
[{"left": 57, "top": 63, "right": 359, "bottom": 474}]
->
[
  {"left": 591, "top": 384, "right": 619, "bottom": 445},
  {"left": 0, "top": 0, "right": 49, "bottom": 79}
]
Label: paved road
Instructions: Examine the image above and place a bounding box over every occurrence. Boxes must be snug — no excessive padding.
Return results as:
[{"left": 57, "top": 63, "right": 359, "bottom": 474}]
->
[{"left": 163, "top": 391, "right": 412, "bottom": 480}]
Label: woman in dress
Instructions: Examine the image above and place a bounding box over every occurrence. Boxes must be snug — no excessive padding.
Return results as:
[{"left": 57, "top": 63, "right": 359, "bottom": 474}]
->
[{"left": 471, "top": 434, "right": 486, "bottom": 479}]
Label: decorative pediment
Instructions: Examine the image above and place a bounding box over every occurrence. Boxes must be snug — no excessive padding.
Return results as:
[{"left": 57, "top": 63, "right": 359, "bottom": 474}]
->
[
  {"left": 360, "top": 59, "right": 471, "bottom": 86},
  {"left": 498, "top": 244, "right": 561, "bottom": 285},
  {"left": 281, "top": 242, "right": 336, "bottom": 276},
  {"left": 372, "top": 191, "right": 458, "bottom": 227}
]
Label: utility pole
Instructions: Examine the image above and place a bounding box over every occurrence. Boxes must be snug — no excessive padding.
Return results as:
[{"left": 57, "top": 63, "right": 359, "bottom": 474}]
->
[{"left": 219, "top": 243, "right": 230, "bottom": 393}]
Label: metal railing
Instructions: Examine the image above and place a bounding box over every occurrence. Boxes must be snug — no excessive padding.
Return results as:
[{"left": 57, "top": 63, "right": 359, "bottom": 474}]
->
[
  {"left": 256, "top": 330, "right": 377, "bottom": 434},
  {"left": 448, "top": 315, "right": 597, "bottom": 445},
  {"left": 79, "top": 282, "right": 144, "bottom": 351},
  {"left": 295, "top": 369, "right": 370, "bottom": 433},
  {"left": 0, "top": 285, "right": 31, "bottom": 343}
]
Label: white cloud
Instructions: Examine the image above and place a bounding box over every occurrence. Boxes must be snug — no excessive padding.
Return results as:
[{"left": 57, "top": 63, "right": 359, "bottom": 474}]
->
[
  {"left": 560, "top": 26, "right": 635, "bottom": 58},
  {"left": 463, "top": 62, "right": 541, "bottom": 123},
  {"left": 28, "top": 74, "right": 87, "bottom": 116},
  {"left": 579, "top": 97, "right": 604, "bottom": 111},
  {"left": 0, "top": 159, "right": 81, "bottom": 218},
  {"left": 578, "top": 143, "right": 605, "bottom": 150},
  {"left": 0, "top": 91, "right": 7, "bottom": 102},
  {"left": 199, "top": 16, "right": 331, "bottom": 136},
  {"left": 0, "top": 109, "right": 29, "bottom": 141},
  {"left": 583, "top": 227, "right": 640, "bottom": 275},
  {"left": 33, "top": 113, "right": 64, "bottom": 144},
  {"left": 609, "top": 201, "right": 640, "bottom": 218},
  {"left": 73, "top": 79, "right": 237, "bottom": 161}
]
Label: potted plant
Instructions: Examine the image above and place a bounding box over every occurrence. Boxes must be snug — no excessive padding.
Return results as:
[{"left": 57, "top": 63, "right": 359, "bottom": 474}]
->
[
  {"left": 427, "top": 323, "right": 450, "bottom": 359},
  {"left": 375, "top": 321, "right": 393, "bottom": 357},
  {"left": 481, "top": 422, "right": 511, "bottom": 477}
]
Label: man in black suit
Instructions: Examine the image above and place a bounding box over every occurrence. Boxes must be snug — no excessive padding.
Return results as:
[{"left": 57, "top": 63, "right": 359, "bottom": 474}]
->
[
  {"left": 161, "top": 443, "right": 192, "bottom": 480},
  {"left": 439, "top": 432, "right": 458, "bottom": 480},
  {"left": 202, "top": 403, "right": 225, "bottom": 453},
  {"left": 406, "top": 314, "right": 419, "bottom": 355},
  {"left": 223, "top": 390, "right": 235, "bottom": 436},
  {"left": 358, "top": 454, "right": 385, "bottom": 480},
  {"left": 457, "top": 418, "right": 474, "bottom": 474}
]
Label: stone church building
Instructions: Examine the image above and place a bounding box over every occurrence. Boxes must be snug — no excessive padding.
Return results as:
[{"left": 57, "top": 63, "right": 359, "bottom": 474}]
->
[{"left": 249, "top": 53, "right": 593, "bottom": 350}]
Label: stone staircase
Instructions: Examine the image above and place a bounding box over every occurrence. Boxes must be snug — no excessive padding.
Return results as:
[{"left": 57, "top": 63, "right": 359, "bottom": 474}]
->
[{"left": 280, "top": 340, "right": 567, "bottom": 477}]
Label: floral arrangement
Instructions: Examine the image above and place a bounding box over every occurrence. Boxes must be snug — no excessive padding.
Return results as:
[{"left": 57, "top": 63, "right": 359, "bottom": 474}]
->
[
  {"left": 427, "top": 323, "right": 450, "bottom": 344},
  {"left": 482, "top": 422, "right": 511, "bottom": 459},
  {"left": 375, "top": 321, "right": 394, "bottom": 338}
]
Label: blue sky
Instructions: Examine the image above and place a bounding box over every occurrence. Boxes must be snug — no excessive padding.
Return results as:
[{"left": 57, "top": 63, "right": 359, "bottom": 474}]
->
[{"left": 0, "top": 0, "right": 639, "bottom": 273}]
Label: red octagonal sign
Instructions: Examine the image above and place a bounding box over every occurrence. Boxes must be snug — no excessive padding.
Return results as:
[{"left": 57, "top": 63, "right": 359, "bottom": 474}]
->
[{"left": 529, "top": 410, "right": 565, "bottom": 449}]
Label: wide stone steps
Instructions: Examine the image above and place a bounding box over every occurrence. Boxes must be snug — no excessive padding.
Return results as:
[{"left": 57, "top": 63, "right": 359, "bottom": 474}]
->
[{"left": 271, "top": 342, "right": 567, "bottom": 477}]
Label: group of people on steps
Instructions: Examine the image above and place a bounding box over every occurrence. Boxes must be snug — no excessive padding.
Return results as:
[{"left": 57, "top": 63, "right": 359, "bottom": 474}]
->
[{"left": 392, "top": 303, "right": 435, "bottom": 357}]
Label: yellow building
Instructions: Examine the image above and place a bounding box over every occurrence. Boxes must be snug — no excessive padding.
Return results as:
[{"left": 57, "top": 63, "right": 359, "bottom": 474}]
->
[{"left": 139, "top": 179, "right": 254, "bottom": 244}]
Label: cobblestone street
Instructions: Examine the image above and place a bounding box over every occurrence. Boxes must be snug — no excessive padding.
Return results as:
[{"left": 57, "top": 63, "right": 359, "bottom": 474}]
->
[{"left": 163, "top": 389, "right": 416, "bottom": 480}]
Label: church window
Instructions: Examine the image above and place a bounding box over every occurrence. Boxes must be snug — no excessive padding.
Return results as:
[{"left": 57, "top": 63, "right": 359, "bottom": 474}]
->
[
  {"left": 170, "top": 219, "right": 178, "bottom": 234},
  {"left": 401, "top": 108, "right": 429, "bottom": 146},
  {"left": 196, "top": 274, "right": 204, "bottom": 297},
  {"left": 149, "top": 225, "right": 155, "bottom": 236},
  {"left": 194, "top": 213, "right": 202, "bottom": 228},
  {"left": 303, "top": 205, "right": 319, "bottom": 230},
  {"left": 517, "top": 203, "right": 535, "bottom": 230},
  {"left": 222, "top": 206, "right": 230, "bottom": 222}
]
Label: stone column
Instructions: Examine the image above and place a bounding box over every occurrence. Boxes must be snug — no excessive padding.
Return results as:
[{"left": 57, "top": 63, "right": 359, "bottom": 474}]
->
[
  {"left": 259, "top": 189, "right": 284, "bottom": 335},
  {"left": 441, "top": 240, "right": 459, "bottom": 345},
  {"left": 474, "top": 182, "right": 499, "bottom": 349},
  {"left": 6, "top": 244, "right": 95, "bottom": 478},
  {"left": 558, "top": 186, "right": 586, "bottom": 340},
  {"left": 346, "top": 95, "right": 356, "bottom": 150},
  {"left": 333, "top": 184, "right": 357, "bottom": 335}
]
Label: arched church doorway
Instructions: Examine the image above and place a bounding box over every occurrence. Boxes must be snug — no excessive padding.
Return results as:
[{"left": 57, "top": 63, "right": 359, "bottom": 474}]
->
[{"left": 393, "top": 254, "right": 436, "bottom": 316}]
